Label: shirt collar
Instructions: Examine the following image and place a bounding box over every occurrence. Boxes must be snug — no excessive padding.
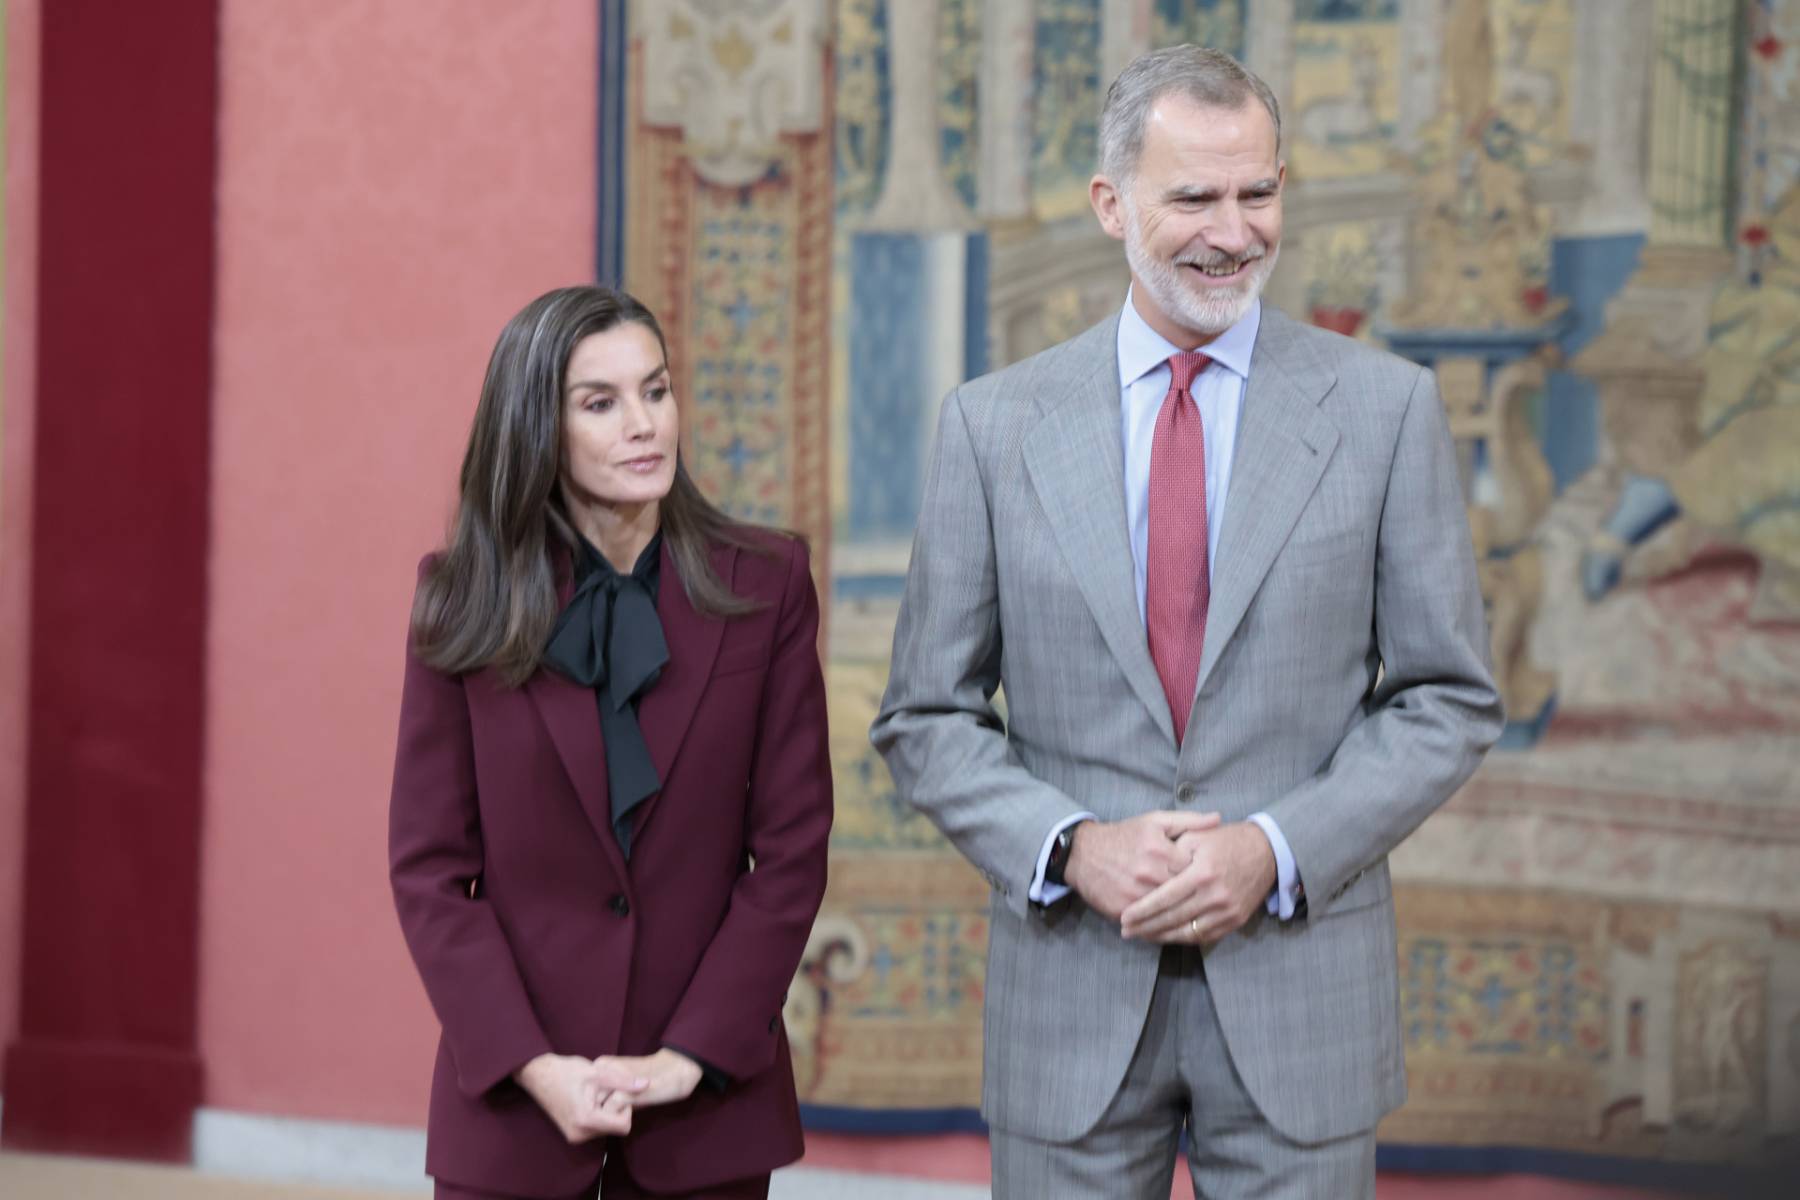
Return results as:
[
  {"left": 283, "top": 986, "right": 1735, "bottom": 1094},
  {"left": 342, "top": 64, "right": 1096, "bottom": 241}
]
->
[
  {"left": 573, "top": 528, "right": 663, "bottom": 587},
  {"left": 1116, "top": 287, "right": 1260, "bottom": 390}
]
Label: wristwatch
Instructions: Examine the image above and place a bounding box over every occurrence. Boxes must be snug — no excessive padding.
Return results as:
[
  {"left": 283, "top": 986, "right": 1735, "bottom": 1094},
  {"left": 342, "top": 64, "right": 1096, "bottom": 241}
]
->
[{"left": 1043, "top": 820, "right": 1086, "bottom": 888}]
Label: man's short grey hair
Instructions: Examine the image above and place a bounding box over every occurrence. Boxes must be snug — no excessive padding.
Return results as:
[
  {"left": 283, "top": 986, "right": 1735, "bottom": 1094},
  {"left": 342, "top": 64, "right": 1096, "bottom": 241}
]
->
[{"left": 1098, "top": 45, "right": 1282, "bottom": 185}]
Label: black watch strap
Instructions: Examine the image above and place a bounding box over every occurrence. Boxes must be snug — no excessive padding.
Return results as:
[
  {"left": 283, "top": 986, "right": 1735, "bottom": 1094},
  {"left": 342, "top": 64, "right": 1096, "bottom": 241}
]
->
[{"left": 1043, "top": 820, "right": 1084, "bottom": 888}]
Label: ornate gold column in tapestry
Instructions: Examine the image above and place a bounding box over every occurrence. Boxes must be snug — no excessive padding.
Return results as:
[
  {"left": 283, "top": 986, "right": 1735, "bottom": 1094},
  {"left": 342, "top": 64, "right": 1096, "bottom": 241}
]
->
[{"left": 625, "top": 0, "right": 835, "bottom": 570}]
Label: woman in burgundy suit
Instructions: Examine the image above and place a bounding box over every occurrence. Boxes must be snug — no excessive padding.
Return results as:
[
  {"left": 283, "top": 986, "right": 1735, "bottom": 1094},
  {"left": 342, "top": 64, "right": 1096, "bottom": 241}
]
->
[{"left": 389, "top": 285, "right": 832, "bottom": 1199}]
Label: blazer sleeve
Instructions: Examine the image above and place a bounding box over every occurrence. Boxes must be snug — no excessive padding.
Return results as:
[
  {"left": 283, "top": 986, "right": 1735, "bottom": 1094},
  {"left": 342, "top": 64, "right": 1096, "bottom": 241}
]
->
[
  {"left": 657, "top": 539, "right": 834, "bottom": 1081},
  {"left": 1259, "top": 367, "right": 1505, "bottom": 914},
  {"left": 388, "top": 559, "right": 553, "bottom": 1098},
  {"left": 869, "top": 387, "right": 1090, "bottom": 921}
]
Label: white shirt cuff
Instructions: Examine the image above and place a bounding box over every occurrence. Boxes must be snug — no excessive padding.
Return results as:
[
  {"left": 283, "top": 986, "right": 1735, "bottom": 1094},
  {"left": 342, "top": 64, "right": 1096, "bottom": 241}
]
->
[
  {"left": 1246, "top": 812, "right": 1302, "bottom": 920},
  {"left": 1027, "top": 812, "right": 1095, "bottom": 905}
]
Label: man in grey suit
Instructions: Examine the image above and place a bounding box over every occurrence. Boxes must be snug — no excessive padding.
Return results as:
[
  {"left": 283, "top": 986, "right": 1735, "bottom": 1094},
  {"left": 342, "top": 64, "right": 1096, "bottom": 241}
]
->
[{"left": 871, "top": 45, "right": 1503, "bottom": 1198}]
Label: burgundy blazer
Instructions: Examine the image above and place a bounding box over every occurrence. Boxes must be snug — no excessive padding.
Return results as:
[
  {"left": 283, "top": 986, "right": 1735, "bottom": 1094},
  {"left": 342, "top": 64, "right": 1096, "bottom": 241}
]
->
[{"left": 389, "top": 531, "right": 832, "bottom": 1196}]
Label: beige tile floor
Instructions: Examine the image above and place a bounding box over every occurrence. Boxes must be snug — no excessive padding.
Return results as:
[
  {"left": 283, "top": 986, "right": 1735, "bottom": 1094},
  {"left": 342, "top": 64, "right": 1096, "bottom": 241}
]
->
[
  {"left": 0, "top": 1153, "right": 995, "bottom": 1200},
  {"left": 0, "top": 1152, "right": 409, "bottom": 1200},
  {"left": 0, "top": 1149, "right": 1762, "bottom": 1200}
]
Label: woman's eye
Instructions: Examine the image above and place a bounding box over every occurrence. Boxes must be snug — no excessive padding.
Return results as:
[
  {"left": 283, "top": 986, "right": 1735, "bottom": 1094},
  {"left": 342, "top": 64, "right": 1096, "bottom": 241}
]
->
[
  {"left": 647, "top": 386, "right": 670, "bottom": 402},
  {"left": 585, "top": 396, "right": 613, "bottom": 413}
]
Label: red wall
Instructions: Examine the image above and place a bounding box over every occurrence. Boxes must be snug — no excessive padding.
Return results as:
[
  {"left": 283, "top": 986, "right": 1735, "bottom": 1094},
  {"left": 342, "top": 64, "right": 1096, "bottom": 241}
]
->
[
  {"left": 0, "top": 0, "right": 596, "bottom": 1133},
  {"left": 198, "top": 0, "right": 599, "bottom": 1122}
]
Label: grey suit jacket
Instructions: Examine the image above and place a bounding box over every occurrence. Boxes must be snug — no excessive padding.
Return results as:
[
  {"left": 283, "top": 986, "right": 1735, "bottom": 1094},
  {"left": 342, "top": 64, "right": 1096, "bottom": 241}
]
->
[{"left": 871, "top": 305, "right": 1503, "bottom": 1146}]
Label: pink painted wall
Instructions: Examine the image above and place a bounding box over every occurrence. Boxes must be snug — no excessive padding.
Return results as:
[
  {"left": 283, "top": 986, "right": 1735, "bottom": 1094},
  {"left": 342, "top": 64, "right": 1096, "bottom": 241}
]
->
[
  {"left": 0, "top": 0, "right": 43, "bottom": 1089},
  {"left": 201, "top": 0, "right": 596, "bottom": 1121}
]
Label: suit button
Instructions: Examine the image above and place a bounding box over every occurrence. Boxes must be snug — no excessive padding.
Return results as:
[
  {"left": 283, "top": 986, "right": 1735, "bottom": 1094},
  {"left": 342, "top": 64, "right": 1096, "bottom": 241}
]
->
[
  {"left": 769, "top": 1016, "right": 780, "bottom": 1033},
  {"left": 1176, "top": 783, "right": 1197, "bottom": 803},
  {"left": 609, "top": 894, "right": 630, "bottom": 917}
]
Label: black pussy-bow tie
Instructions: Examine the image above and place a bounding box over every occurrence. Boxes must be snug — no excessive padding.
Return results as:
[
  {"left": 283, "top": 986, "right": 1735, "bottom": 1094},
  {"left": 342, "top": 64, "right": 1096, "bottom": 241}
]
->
[{"left": 542, "top": 534, "right": 668, "bottom": 857}]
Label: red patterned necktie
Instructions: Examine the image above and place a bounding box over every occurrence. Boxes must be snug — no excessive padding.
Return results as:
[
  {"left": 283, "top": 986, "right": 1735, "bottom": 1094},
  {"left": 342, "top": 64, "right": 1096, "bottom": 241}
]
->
[{"left": 1146, "top": 350, "right": 1212, "bottom": 744}]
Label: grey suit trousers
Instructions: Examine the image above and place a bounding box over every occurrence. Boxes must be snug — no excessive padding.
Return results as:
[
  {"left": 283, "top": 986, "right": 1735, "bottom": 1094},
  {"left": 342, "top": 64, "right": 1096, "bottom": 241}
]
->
[{"left": 990, "top": 948, "right": 1375, "bottom": 1200}]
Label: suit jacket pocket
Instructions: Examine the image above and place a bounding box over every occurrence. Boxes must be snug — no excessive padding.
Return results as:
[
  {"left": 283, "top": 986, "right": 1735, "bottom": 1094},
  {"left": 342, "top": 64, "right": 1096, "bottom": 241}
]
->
[
  {"left": 712, "top": 644, "right": 766, "bottom": 678},
  {"left": 1281, "top": 530, "right": 1367, "bottom": 571}
]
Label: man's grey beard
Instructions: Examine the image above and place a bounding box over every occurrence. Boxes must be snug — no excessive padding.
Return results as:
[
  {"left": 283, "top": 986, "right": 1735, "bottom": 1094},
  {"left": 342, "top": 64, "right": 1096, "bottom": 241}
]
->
[{"left": 1122, "top": 201, "right": 1278, "bottom": 336}]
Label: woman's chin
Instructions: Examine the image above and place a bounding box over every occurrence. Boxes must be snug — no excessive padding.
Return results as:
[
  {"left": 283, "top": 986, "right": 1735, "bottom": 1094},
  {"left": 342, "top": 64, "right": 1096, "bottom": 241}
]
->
[{"left": 608, "top": 478, "right": 675, "bottom": 508}]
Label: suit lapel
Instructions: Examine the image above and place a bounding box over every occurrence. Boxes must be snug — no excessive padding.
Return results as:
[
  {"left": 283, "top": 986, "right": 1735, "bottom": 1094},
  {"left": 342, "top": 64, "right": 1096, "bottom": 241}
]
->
[
  {"left": 629, "top": 538, "right": 728, "bottom": 839},
  {"left": 527, "top": 655, "right": 630, "bottom": 881},
  {"left": 1023, "top": 317, "right": 1175, "bottom": 744},
  {"left": 1191, "top": 308, "right": 1341, "bottom": 709}
]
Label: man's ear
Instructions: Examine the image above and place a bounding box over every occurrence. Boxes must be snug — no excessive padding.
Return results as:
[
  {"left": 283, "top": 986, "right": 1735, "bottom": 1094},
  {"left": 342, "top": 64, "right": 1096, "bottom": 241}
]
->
[{"left": 1090, "top": 174, "right": 1127, "bottom": 242}]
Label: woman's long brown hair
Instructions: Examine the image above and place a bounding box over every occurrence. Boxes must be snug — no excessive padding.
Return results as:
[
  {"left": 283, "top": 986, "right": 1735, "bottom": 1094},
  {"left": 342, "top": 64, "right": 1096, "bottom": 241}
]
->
[{"left": 411, "top": 285, "right": 772, "bottom": 685}]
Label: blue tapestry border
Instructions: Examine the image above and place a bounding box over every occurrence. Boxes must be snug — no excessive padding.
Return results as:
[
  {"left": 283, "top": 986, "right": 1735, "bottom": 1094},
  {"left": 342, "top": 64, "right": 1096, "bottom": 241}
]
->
[{"left": 596, "top": 0, "right": 628, "bottom": 284}]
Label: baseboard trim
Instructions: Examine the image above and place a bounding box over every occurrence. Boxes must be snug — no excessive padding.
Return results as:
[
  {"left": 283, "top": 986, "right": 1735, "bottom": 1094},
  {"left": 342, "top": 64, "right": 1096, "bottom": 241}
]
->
[
  {"left": 191, "top": 1108, "right": 429, "bottom": 1192},
  {"left": 0, "top": 1099, "right": 988, "bottom": 1198}
]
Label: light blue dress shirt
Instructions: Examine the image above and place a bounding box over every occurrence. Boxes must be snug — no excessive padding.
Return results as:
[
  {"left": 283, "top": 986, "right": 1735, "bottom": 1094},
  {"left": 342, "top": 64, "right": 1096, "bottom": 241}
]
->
[{"left": 1028, "top": 293, "right": 1303, "bottom": 920}]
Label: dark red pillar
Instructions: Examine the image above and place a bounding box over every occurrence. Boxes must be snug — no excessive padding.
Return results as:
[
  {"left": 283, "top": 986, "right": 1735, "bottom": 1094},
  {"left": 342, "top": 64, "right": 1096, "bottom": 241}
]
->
[{"left": 2, "top": 0, "right": 218, "bottom": 1162}]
